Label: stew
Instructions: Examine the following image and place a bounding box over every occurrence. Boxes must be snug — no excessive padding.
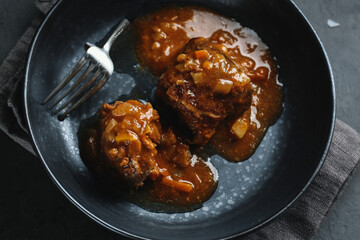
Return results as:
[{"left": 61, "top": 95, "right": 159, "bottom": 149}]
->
[{"left": 80, "top": 5, "right": 282, "bottom": 211}]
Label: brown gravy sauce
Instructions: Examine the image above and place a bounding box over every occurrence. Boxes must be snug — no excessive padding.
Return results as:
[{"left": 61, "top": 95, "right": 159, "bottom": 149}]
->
[{"left": 135, "top": 6, "right": 283, "bottom": 162}]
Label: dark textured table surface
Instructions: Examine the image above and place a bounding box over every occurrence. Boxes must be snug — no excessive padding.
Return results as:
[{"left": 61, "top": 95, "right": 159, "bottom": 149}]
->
[{"left": 1, "top": 0, "right": 359, "bottom": 239}]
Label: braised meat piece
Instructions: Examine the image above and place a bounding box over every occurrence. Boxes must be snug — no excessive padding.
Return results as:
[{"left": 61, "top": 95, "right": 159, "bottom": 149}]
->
[
  {"left": 157, "top": 37, "right": 253, "bottom": 145},
  {"left": 98, "top": 101, "right": 214, "bottom": 195},
  {"left": 159, "top": 128, "right": 192, "bottom": 168},
  {"left": 99, "top": 100, "right": 162, "bottom": 187}
]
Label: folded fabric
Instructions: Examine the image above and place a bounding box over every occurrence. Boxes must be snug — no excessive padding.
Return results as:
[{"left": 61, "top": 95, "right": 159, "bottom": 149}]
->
[
  {"left": 244, "top": 119, "right": 360, "bottom": 239},
  {"left": 0, "top": 1, "right": 359, "bottom": 239},
  {"left": 0, "top": 14, "right": 43, "bottom": 155}
]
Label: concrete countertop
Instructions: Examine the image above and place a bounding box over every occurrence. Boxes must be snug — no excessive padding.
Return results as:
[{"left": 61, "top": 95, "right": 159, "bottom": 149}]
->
[{"left": 0, "top": 0, "right": 359, "bottom": 239}]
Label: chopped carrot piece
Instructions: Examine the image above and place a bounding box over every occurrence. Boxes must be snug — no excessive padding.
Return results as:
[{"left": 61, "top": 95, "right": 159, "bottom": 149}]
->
[
  {"left": 162, "top": 176, "right": 194, "bottom": 192},
  {"left": 194, "top": 50, "right": 210, "bottom": 59},
  {"left": 203, "top": 61, "right": 213, "bottom": 70}
]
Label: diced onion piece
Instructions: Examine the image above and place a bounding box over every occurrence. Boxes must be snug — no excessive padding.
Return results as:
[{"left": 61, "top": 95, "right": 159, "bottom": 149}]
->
[
  {"left": 213, "top": 79, "right": 233, "bottom": 94},
  {"left": 152, "top": 31, "right": 166, "bottom": 41},
  {"left": 213, "top": 43, "right": 228, "bottom": 54},
  {"left": 231, "top": 118, "right": 248, "bottom": 139},
  {"left": 119, "top": 157, "right": 129, "bottom": 166},
  {"left": 105, "top": 118, "right": 117, "bottom": 134},
  {"left": 194, "top": 50, "right": 210, "bottom": 59},
  {"left": 148, "top": 123, "right": 161, "bottom": 142},
  {"left": 108, "top": 148, "right": 118, "bottom": 158},
  {"left": 203, "top": 61, "right": 213, "bottom": 70},
  {"left": 115, "top": 131, "right": 139, "bottom": 143},
  {"left": 175, "top": 80, "right": 185, "bottom": 86},
  {"left": 234, "top": 72, "right": 251, "bottom": 86},
  {"left": 190, "top": 72, "right": 203, "bottom": 85},
  {"left": 162, "top": 175, "right": 194, "bottom": 192},
  {"left": 143, "top": 124, "right": 152, "bottom": 134},
  {"left": 113, "top": 102, "right": 134, "bottom": 117},
  {"left": 151, "top": 42, "right": 160, "bottom": 50},
  {"left": 184, "top": 59, "right": 199, "bottom": 70},
  {"left": 177, "top": 54, "right": 187, "bottom": 62},
  {"left": 115, "top": 131, "right": 142, "bottom": 155}
]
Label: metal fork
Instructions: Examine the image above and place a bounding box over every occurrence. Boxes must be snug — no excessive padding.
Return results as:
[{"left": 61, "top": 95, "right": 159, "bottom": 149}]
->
[{"left": 42, "top": 19, "right": 130, "bottom": 121}]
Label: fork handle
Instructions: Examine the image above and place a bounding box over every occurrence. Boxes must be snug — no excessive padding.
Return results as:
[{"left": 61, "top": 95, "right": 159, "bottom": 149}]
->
[{"left": 103, "top": 18, "right": 131, "bottom": 53}]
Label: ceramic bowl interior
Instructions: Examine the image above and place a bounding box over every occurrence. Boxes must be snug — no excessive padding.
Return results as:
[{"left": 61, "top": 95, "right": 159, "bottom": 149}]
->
[{"left": 25, "top": 0, "right": 335, "bottom": 239}]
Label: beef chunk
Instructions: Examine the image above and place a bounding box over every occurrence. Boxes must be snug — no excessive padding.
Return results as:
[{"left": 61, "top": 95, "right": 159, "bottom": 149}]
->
[
  {"left": 99, "top": 100, "right": 162, "bottom": 187},
  {"left": 157, "top": 38, "right": 253, "bottom": 145}
]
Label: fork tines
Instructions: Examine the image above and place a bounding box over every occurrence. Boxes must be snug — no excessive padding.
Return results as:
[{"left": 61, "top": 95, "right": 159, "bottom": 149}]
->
[{"left": 42, "top": 54, "right": 110, "bottom": 121}]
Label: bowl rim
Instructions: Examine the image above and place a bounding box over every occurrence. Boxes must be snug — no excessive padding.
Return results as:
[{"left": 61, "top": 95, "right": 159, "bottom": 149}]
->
[{"left": 24, "top": 0, "right": 336, "bottom": 239}]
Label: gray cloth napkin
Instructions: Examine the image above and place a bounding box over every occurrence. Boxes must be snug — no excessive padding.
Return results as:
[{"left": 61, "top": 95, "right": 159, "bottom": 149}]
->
[{"left": 0, "top": 1, "right": 359, "bottom": 239}]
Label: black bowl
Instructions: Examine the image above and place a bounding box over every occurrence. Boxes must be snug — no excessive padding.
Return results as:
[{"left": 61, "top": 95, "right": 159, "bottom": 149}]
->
[{"left": 24, "top": 0, "right": 335, "bottom": 239}]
